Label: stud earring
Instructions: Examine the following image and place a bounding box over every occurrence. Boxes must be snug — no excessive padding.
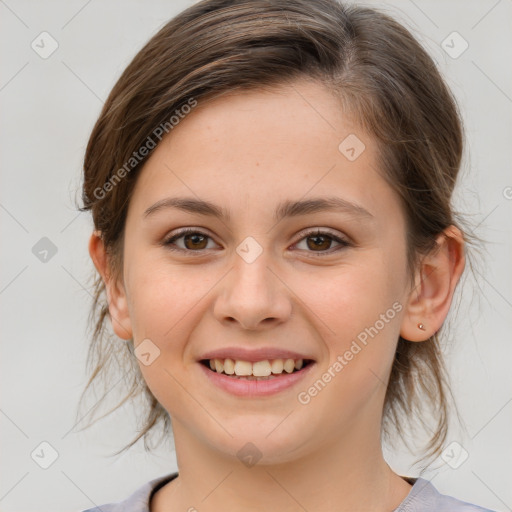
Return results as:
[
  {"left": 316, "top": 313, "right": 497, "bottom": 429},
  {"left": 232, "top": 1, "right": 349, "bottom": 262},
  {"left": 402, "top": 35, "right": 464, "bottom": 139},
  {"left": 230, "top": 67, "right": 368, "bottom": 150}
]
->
[{"left": 418, "top": 323, "right": 426, "bottom": 331}]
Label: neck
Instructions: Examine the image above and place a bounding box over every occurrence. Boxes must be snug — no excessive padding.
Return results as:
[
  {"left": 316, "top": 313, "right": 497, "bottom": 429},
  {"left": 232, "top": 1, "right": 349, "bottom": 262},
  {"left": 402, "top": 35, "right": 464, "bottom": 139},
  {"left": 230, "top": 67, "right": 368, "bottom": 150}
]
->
[{"left": 151, "top": 420, "right": 412, "bottom": 512}]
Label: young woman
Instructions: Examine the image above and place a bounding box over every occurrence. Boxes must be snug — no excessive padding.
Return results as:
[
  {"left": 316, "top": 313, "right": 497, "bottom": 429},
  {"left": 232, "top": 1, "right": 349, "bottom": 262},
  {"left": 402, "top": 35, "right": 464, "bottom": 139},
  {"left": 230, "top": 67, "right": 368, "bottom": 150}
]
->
[{"left": 78, "top": 0, "right": 495, "bottom": 510}]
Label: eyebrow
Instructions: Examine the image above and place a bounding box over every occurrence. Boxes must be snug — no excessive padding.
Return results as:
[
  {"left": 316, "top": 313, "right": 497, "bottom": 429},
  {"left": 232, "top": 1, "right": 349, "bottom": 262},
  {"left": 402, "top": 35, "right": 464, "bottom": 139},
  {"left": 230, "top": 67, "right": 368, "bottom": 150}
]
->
[{"left": 143, "top": 196, "right": 374, "bottom": 223}]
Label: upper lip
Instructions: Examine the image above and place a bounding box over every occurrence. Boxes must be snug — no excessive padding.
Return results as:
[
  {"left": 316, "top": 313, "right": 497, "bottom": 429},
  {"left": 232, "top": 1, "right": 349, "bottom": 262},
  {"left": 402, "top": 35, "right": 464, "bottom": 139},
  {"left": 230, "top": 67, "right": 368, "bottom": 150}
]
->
[{"left": 199, "top": 347, "right": 315, "bottom": 363}]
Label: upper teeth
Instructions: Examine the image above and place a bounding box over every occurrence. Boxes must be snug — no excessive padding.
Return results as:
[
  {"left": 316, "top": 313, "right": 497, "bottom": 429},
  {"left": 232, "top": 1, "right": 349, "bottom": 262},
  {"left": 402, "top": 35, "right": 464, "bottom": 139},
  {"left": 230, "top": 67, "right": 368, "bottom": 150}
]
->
[{"left": 208, "top": 358, "right": 304, "bottom": 376}]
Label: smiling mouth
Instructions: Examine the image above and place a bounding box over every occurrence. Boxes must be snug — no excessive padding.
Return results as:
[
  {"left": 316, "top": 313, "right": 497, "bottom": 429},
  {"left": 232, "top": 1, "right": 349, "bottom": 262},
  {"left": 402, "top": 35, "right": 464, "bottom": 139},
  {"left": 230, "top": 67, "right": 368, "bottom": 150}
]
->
[{"left": 200, "top": 358, "right": 314, "bottom": 380}]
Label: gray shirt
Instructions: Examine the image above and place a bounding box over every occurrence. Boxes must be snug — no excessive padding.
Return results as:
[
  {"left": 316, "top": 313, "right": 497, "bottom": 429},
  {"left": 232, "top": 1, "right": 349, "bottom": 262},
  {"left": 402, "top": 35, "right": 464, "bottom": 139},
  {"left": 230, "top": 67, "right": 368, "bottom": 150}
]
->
[{"left": 80, "top": 472, "right": 496, "bottom": 512}]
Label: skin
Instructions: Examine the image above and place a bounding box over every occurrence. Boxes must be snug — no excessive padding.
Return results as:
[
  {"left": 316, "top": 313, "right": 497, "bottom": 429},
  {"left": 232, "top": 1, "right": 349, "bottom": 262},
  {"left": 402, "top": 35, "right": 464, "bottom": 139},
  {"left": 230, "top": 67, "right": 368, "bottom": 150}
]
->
[{"left": 89, "top": 78, "right": 465, "bottom": 512}]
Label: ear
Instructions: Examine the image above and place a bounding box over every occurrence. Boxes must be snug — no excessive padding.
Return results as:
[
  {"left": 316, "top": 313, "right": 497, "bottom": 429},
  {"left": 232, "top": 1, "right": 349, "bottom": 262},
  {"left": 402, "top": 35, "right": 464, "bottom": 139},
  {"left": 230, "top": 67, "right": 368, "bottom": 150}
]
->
[
  {"left": 400, "top": 225, "right": 466, "bottom": 342},
  {"left": 88, "top": 231, "right": 133, "bottom": 340}
]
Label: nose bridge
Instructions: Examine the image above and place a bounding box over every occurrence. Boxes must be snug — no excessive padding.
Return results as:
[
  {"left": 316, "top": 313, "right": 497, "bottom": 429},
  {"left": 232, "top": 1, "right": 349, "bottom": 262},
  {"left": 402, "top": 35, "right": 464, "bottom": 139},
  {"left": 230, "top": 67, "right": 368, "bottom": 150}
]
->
[
  {"left": 233, "top": 244, "right": 272, "bottom": 297},
  {"left": 214, "top": 238, "right": 291, "bottom": 329}
]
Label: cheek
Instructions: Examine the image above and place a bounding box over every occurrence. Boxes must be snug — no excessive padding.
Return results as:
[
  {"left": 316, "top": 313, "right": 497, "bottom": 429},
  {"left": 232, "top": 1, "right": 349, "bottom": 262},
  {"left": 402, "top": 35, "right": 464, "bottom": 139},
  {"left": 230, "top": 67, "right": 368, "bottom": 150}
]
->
[
  {"left": 297, "top": 253, "right": 401, "bottom": 338},
  {"left": 125, "top": 261, "right": 215, "bottom": 393},
  {"left": 293, "top": 254, "right": 403, "bottom": 394},
  {"left": 126, "top": 255, "right": 209, "bottom": 341}
]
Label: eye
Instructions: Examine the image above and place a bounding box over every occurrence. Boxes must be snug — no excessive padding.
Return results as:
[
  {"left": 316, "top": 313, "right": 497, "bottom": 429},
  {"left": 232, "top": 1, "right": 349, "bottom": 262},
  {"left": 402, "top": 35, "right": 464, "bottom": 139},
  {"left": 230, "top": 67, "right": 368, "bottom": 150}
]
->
[
  {"left": 163, "top": 228, "right": 218, "bottom": 253},
  {"left": 293, "top": 229, "right": 351, "bottom": 255}
]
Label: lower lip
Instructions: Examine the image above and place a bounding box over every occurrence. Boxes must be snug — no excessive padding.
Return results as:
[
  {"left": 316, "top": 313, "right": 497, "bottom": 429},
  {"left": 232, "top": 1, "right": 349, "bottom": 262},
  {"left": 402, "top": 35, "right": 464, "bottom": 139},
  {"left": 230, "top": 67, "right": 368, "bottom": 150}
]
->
[{"left": 198, "top": 362, "right": 315, "bottom": 397}]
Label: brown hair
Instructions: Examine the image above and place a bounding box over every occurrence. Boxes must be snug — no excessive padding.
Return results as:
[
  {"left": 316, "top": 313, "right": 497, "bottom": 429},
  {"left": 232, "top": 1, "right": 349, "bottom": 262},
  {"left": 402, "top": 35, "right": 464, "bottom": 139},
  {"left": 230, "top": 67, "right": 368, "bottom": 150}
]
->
[{"left": 77, "top": 0, "right": 481, "bottom": 463}]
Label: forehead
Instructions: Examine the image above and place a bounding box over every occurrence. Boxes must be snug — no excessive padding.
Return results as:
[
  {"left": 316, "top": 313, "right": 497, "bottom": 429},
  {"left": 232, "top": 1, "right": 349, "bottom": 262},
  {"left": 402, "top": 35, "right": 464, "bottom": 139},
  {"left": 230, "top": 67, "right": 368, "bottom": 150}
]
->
[{"left": 127, "top": 79, "right": 402, "bottom": 230}]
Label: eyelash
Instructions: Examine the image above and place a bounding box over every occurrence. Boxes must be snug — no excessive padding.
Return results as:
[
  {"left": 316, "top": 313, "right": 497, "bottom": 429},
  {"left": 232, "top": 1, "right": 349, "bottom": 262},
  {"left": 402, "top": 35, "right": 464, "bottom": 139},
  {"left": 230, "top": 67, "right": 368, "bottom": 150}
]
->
[{"left": 162, "top": 228, "right": 351, "bottom": 256}]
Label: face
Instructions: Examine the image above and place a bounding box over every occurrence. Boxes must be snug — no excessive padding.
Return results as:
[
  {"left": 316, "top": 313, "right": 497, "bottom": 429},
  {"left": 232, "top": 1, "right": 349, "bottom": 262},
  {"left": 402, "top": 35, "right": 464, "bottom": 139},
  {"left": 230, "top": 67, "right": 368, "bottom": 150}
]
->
[{"left": 108, "top": 79, "right": 414, "bottom": 463}]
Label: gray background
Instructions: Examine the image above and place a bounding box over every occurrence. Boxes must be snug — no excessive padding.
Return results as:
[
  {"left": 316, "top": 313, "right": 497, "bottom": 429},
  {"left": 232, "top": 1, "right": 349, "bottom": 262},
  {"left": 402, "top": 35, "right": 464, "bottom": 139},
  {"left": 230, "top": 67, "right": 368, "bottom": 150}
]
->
[{"left": 0, "top": 0, "right": 511, "bottom": 511}]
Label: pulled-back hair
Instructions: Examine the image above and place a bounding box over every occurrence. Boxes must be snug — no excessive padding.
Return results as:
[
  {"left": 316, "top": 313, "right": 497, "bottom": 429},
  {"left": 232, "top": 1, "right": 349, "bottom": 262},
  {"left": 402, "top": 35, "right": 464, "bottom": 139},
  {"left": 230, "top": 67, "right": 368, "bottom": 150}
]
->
[{"left": 77, "top": 0, "right": 480, "bottom": 464}]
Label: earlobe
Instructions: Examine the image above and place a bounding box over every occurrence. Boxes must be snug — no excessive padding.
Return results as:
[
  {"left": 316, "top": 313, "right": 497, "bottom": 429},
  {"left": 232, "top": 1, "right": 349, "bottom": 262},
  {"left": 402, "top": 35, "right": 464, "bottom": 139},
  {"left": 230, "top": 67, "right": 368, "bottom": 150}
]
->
[
  {"left": 400, "top": 225, "right": 466, "bottom": 342},
  {"left": 88, "top": 231, "right": 133, "bottom": 340}
]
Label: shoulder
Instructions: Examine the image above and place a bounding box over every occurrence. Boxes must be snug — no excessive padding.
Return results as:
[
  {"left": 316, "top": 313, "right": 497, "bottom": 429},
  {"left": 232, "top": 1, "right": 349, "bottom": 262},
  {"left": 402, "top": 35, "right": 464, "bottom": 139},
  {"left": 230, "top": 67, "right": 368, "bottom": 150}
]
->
[
  {"left": 396, "top": 477, "right": 497, "bottom": 512},
  {"left": 79, "top": 472, "right": 178, "bottom": 512}
]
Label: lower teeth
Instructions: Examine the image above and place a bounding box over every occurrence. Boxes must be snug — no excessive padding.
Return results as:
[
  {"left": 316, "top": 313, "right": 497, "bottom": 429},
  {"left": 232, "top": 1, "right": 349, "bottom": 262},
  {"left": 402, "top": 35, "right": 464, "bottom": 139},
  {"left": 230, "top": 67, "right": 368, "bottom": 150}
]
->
[
  {"left": 218, "top": 372, "right": 299, "bottom": 380},
  {"left": 226, "top": 374, "right": 279, "bottom": 380}
]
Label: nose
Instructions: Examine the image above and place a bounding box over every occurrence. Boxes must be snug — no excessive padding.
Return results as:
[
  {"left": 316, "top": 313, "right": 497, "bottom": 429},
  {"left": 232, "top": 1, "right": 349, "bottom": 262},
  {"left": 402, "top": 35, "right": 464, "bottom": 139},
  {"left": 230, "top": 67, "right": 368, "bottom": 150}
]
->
[{"left": 213, "top": 249, "right": 292, "bottom": 331}]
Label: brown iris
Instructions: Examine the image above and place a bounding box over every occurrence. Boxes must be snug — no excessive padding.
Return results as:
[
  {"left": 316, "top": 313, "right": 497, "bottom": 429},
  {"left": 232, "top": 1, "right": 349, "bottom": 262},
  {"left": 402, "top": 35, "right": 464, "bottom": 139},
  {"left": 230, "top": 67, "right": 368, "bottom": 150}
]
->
[
  {"left": 183, "top": 233, "right": 208, "bottom": 250},
  {"left": 306, "top": 234, "right": 332, "bottom": 251}
]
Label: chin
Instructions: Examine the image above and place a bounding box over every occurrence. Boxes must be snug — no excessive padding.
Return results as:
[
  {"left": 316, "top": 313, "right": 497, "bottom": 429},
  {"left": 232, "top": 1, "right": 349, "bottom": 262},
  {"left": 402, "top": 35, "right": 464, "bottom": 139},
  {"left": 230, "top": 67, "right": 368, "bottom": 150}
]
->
[{"left": 206, "top": 422, "right": 310, "bottom": 467}]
